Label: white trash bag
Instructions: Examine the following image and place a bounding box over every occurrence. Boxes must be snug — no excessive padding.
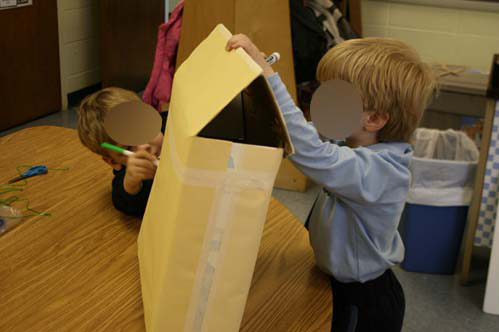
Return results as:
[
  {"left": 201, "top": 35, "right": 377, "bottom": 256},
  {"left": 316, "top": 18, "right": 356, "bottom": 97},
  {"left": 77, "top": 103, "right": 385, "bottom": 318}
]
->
[{"left": 407, "top": 128, "right": 479, "bottom": 207}]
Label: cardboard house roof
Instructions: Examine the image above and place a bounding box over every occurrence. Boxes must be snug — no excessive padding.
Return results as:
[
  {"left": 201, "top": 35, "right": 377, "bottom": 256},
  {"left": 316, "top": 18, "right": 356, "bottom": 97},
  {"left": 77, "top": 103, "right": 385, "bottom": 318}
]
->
[{"left": 169, "top": 24, "right": 293, "bottom": 154}]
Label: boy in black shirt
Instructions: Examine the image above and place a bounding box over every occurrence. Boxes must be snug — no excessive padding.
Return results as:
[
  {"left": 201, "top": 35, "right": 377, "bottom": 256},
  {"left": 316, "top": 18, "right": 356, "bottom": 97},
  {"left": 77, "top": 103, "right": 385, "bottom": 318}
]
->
[{"left": 78, "top": 87, "right": 167, "bottom": 216}]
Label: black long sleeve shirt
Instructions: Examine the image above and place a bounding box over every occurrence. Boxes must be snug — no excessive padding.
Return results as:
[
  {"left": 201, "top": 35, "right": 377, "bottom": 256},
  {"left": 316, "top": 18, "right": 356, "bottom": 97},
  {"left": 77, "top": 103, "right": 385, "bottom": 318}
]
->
[{"left": 111, "top": 111, "right": 168, "bottom": 217}]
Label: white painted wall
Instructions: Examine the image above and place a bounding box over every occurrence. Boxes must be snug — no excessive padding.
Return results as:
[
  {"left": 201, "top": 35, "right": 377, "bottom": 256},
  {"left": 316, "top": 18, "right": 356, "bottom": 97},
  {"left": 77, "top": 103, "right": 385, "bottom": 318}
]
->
[
  {"left": 57, "top": 0, "right": 100, "bottom": 109},
  {"left": 362, "top": 0, "right": 499, "bottom": 71}
]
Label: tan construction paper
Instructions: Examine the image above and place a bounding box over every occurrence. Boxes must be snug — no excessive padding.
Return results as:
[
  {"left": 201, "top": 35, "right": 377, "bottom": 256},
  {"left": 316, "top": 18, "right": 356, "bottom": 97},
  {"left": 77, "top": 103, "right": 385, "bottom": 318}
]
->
[
  {"left": 104, "top": 101, "right": 162, "bottom": 146},
  {"left": 310, "top": 80, "right": 363, "bottom": 140},
  {"left": 138, "top": 24, "right": 292, "bottom": 332}
]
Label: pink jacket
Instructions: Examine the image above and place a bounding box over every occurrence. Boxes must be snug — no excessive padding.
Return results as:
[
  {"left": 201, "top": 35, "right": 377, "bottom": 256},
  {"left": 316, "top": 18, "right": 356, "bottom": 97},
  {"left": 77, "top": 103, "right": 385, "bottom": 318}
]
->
[{"left": 143, "top": 0, "right": 184, "bottom": 111}]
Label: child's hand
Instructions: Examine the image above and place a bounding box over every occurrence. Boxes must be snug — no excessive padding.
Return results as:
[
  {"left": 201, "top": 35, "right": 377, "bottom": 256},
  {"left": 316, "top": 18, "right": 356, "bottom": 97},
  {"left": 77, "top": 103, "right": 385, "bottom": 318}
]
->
[
  {"left": 226, "top": 34, "right": 275, "bottom": 78},
  {"left": 123, "top": 147, "right": 158, "bottom": 195}
]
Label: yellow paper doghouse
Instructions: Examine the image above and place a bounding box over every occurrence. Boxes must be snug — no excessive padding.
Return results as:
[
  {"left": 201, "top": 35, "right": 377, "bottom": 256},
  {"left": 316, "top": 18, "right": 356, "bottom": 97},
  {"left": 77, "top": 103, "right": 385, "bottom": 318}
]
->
[{"left": 138, "top": 24, "right": 293, "bottom": 332}]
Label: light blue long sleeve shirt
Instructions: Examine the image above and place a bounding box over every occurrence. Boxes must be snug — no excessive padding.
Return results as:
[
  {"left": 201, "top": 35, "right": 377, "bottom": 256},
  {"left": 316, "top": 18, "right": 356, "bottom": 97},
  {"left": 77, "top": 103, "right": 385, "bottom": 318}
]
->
[{"left": 268, "top": 74, "right": 411, "bottom": 283}]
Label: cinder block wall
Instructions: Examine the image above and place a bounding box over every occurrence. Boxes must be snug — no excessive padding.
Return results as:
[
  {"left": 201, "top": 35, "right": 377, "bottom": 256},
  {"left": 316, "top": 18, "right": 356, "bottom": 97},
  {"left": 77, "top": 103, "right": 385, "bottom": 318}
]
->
[{"left": 362, "top": 0, "right": 499, "bottom": 71}]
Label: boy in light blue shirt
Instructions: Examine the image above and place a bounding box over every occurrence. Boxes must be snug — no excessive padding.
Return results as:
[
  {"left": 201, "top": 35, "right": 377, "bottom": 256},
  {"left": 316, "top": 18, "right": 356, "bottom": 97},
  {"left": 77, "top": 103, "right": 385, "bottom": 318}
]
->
[{"left": 227, "top": 36, "right": 436, "bottom": 331}]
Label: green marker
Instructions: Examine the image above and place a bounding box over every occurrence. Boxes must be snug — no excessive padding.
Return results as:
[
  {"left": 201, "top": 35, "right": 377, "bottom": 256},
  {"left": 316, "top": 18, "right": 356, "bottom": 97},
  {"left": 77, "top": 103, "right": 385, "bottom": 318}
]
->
[{"left": 100, "top": 142, "right": 159, "bottom": 166}]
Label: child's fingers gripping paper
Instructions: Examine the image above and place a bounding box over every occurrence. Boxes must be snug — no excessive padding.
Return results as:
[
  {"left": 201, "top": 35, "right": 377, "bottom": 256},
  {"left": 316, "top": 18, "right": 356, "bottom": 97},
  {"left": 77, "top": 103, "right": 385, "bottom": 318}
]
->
[{"left": 226, "top": 34, "right": 274, "bottom": 77}]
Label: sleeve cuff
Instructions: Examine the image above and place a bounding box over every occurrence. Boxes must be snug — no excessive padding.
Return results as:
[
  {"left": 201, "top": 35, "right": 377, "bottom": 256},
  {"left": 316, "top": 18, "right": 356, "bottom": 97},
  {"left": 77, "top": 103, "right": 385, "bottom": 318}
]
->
[{"left": 117, "top": 181, "right": 147, "bottom": 200}]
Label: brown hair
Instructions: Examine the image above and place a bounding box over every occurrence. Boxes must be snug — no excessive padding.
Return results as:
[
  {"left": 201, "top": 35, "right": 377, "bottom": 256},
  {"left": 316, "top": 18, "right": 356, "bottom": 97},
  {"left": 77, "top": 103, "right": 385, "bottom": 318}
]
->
[
  {"left": 77, "top": 87, "right": 140, "bottom": 156},
  {"left": 316, "top": 38, "right": 436, "bottom": 142}
]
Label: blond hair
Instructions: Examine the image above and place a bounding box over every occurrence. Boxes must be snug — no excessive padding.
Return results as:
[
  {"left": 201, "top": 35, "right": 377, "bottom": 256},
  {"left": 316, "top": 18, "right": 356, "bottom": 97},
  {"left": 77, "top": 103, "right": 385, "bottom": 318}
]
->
[
  {"left": 77, "top": 87, "right": 140, "bottom": 156},
  {"left": 317, "top": 38, "right": 436, "bottom": 142}
]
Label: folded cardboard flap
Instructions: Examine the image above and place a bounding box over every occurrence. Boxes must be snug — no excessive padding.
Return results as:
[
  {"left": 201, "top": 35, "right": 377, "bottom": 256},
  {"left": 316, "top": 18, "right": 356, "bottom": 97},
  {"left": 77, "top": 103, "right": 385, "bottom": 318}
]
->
[
  {"left": 199, "top": 75, "right": 288, "bottom": 151},
  {"left": 158, "top": 22, "right": 294, "bottom": 174}
]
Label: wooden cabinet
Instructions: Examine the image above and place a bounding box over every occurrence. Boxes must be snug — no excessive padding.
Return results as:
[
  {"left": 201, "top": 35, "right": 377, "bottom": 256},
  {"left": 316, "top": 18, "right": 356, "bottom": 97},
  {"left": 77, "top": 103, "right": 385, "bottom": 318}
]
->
[
  {"left": 99, "top": 0, "right": 165, "bottom": 91},
  {"left": 1, "top": 0, "right": 165, "bottom": 131},
  {"left": 0, "top": 0, "right": 61, "bottom": 131}
]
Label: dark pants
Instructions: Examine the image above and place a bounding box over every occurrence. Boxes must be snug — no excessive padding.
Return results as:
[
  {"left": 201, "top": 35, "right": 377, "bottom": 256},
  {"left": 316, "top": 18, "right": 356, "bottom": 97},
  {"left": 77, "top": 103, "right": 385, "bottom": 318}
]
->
[{"left": 330, "top": 269, "right": 405, "bottom": 332}]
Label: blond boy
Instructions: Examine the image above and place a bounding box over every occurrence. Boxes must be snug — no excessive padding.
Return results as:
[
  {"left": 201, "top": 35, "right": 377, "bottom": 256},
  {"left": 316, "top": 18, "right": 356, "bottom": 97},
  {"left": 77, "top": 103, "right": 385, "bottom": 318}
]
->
[
  {"left": 227, "top": 36, "right": 435, "bottom": 332},
  {"left": 78, "top": 87, "right": 166, "bottom": 216}
]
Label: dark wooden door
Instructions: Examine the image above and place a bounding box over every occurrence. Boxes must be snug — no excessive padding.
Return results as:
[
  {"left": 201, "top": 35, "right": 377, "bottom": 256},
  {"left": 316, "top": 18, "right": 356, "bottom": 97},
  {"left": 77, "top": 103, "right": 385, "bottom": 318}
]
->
[
  {"left": 100, "top": 0, "right": 165, "bottom": 91},
  {"left": 0, "top": 0, "right": 61, "bottom": 131}
]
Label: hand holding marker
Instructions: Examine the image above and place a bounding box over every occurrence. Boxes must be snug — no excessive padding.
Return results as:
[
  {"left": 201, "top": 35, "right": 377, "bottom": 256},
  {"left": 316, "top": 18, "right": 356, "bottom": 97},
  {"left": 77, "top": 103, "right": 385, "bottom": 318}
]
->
[
  {"left": 265, "top": 52, "right": 280, "bottom": 65},
  {"left": 100, "top": 142, "right": 159, "bottom": 167}
]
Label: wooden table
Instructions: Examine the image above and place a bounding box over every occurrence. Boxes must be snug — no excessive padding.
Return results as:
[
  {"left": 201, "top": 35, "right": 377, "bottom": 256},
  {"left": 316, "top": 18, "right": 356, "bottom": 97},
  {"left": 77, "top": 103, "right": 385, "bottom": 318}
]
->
[{"left": 0, "top": 126, "right": 331, "bottom": 332}]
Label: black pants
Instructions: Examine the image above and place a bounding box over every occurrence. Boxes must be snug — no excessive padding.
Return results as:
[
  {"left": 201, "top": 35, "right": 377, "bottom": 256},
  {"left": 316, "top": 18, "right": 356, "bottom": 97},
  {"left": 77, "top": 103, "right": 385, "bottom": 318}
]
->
[{"left": 330, "top": 269, "right": 405, "bottom": 332}]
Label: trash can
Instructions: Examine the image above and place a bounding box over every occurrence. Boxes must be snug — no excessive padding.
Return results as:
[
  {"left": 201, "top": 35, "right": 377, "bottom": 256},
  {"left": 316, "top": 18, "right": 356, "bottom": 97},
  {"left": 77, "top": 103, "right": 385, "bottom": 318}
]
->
[{"left": 400, "top": 128, "right": 479, "bottom": 274}]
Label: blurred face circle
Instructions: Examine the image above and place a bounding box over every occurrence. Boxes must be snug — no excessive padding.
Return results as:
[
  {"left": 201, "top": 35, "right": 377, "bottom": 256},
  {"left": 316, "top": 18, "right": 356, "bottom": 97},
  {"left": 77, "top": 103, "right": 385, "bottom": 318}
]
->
[{"left": 131, "top": 132, "right": 164, "bottom": 158}]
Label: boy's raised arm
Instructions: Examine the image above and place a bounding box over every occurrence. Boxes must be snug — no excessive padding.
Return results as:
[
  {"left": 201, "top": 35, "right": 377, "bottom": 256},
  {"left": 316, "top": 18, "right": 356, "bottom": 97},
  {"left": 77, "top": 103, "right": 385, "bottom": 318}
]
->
[{"left": 268, "top": 74, "right": 410, "bottom": 205}]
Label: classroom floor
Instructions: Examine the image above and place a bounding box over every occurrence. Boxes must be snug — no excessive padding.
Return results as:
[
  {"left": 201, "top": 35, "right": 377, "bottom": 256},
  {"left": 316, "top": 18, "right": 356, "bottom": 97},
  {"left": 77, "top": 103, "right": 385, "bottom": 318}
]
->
[{"left": 2, "top": 108, "right": 499, "bottom": 332}]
